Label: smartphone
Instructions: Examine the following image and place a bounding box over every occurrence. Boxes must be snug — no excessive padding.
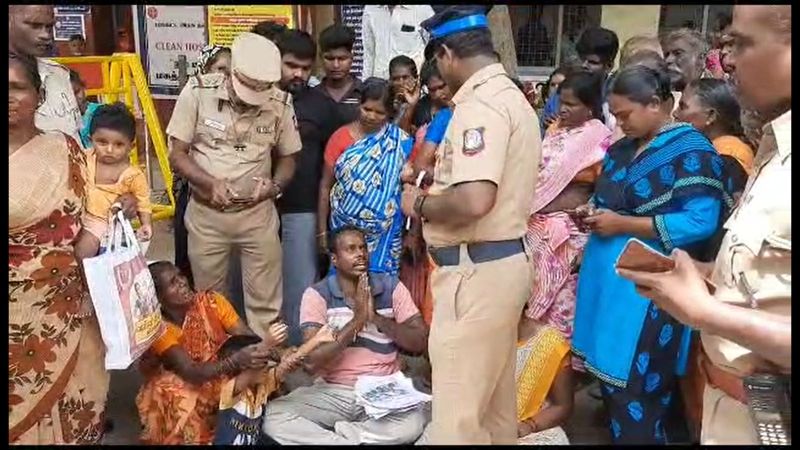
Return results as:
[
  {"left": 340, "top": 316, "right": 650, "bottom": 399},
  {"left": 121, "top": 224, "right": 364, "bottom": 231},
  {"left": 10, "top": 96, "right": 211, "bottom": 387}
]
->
[
  {"left": 616, "top": 238, "right": 675, "bottom": 273},
  {"left": 229, "top": 177, "right": 262, "bottom": 203},
  {"left": 566, "top": 206, "right": 595, "bottom": 232},
  {"left": 616, "top": 238, "right": 718, "bottom": 293}
]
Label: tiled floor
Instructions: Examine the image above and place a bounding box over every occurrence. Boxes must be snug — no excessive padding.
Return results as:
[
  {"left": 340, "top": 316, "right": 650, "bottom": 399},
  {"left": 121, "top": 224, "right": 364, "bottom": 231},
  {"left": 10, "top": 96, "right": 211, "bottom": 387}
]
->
[{"left": 101, "top": 221, "right": 611, "bottom": 444}]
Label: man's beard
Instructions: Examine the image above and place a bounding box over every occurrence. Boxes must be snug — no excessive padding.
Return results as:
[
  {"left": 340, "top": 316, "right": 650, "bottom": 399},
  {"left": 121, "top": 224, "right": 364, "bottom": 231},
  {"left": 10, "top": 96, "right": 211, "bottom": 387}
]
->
[{"left": 283, "top": 79, "right": 308, "bottom": 96}]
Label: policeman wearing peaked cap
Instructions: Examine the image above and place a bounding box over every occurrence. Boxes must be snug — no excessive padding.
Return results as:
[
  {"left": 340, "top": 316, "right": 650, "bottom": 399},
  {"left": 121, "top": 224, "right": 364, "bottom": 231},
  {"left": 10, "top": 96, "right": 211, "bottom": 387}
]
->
[
  {"left": 166, "top": 32, "right": 302, "bottom": 339},
  {"left": 401, "top": 5, "right": 543, "bottom": 445},
  {"left": 423, "top": 5, "right": 493, "bottom": 28}
]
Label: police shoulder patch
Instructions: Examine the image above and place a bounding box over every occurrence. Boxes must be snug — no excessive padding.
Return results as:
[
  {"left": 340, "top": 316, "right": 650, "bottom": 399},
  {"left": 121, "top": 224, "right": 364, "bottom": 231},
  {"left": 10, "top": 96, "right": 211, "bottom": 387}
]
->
[{"left": 462, "top": 127, "right": 485, "bottom": 156}]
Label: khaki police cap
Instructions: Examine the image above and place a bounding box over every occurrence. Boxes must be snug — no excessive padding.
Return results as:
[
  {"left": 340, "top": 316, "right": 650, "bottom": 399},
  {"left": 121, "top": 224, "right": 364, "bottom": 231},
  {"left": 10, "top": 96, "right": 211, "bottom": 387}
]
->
[{"left": 231, "top": 32, "right": 281, "bottom": 106}]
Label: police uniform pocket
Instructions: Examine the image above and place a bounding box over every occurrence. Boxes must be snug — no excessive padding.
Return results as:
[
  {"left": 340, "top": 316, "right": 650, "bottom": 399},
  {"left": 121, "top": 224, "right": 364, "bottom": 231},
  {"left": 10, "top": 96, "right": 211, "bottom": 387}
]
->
[
  {"left": 431, "top": 267, "right": 465, "bottom": 325},
  {"left": 396, "top": 25, "right": 421, "bottom": 54},
  {"left": 726, "top": 225, "right": 790, "bottom": 305},
  {"left": 197, "top": 117, "right": 228, "bottom": 145}
]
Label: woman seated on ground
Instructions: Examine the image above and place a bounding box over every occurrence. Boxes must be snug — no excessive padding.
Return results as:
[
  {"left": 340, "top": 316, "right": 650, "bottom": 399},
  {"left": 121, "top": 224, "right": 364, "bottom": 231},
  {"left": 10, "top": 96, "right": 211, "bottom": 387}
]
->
[
  {"left": 524, "top": 71, "right": 612, "bottom": 343},
  {"left": 516, "top": 315, "right": 575, "bottom": 445},
  {"left": 136, "top": 261, "right": 288, "bottom": 445},
  {"left": 317, "top": 78, "right": 413, "bottom": 276}
]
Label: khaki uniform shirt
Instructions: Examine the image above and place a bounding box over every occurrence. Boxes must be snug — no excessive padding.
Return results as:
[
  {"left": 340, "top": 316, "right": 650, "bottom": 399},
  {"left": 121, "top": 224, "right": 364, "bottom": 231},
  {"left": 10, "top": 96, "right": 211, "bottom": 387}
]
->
[
  {"left": 166, "top": 73, "right": 302, "bottom": 196},
  {"left": 36, "top": 59, "right": 83, "bottom": 145},
  {"left": 424, "top": 63, "right": 541, "bottom": 246},
  {"left": 702, "top": 110, "right": 792, "bottom": 377}
]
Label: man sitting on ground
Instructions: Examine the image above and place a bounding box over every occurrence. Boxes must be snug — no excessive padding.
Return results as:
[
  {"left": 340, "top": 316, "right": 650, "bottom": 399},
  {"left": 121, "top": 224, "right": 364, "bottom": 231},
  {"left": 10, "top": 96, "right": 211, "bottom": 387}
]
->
[{"left": 262, "top": 226, "right": 429, "bottom": 445}]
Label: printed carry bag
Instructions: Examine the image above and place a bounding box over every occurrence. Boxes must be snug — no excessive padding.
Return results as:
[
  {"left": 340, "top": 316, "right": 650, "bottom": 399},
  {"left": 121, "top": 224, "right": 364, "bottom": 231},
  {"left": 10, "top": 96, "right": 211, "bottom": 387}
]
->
[{"left": 82, "top": 211, "right": 164, "bottom": 369}]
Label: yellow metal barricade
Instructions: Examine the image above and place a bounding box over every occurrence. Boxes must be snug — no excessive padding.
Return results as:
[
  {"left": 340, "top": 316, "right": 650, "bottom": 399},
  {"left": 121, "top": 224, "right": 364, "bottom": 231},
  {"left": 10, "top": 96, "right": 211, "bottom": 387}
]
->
[{"left": 52, "top": 53, "right": 175, "bottom": 222}]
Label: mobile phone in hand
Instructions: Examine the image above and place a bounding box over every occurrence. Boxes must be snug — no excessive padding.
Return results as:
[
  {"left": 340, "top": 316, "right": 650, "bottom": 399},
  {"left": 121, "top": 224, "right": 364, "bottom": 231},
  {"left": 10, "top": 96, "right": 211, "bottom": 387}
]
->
[
  {"left": 616, "top": 238, "right": 718, "bottom": 293},
  {"left": 566, "top": 207, "right": 594, "bottom": 232},
  {"left": 616, "top": 239, "right": 675, "bottom": 273}
]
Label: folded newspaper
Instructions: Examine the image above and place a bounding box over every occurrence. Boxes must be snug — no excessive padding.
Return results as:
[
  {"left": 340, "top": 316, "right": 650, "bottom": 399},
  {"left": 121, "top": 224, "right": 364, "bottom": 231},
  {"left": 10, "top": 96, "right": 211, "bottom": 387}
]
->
[{"left": 354, "top": 372, "right": 432, "bottom": 420}]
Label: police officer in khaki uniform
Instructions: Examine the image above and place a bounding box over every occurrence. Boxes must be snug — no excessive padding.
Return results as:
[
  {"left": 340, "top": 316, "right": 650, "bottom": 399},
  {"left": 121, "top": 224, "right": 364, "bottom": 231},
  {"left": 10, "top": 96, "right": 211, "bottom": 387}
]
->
[
  {"left": 618, "top": 6, "right": 791, "bottom": 445},
  {"left": 401, "top": 6, "right": 541, "bottom": 445},
  {"left": 168, "top": 32, "right": 302, "bottom": 338}
]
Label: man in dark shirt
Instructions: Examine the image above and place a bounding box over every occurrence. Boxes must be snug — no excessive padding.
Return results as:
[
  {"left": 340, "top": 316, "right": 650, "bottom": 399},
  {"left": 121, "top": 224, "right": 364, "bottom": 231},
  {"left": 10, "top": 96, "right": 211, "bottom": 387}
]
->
[
  {"left": 315, "top": 25, "right": 363, "bottom": 123},
  {"left": 275, "top": 30, "right": 346, "bottom": 345}
]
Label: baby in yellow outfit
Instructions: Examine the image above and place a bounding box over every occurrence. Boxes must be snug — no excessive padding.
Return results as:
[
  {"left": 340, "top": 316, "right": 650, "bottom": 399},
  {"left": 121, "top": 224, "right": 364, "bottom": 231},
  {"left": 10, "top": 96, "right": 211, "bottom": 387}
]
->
[{"left": 83, "top": 103, "right": 152, "bottom": 247}]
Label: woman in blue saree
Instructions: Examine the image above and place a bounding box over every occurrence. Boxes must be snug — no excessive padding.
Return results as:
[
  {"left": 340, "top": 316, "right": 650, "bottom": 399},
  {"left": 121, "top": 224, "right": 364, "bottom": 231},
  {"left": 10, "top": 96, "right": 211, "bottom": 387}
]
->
[
  {"left": 571, "top": 66, "right": 734, "bottom": 444},
  {"left": 318, "top": 79, "right": 413, "bottom": 275}
]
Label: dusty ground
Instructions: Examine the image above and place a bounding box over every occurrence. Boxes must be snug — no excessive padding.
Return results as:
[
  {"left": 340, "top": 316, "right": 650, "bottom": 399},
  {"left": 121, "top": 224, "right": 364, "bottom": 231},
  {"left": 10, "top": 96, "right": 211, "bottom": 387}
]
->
[{"left": 101, "top": 221, "right": 611, "bottom": 444}]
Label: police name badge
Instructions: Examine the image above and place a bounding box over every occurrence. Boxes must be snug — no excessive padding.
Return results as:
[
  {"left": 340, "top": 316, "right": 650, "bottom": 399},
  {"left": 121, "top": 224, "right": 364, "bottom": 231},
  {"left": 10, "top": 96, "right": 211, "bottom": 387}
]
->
[
  {"left": 256, "top": 126, "right": 270, "bottom": 134},
  {"left": 462, "top": 127, "right": 485, "bottom": 156},
  {"left": 203, "top": 118, "right": 226, "bottom": 132}
]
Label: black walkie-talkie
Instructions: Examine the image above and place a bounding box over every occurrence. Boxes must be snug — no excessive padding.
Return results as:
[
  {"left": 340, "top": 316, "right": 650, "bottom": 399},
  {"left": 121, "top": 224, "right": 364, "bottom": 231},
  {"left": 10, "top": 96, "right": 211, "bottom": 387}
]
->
[{"left": 743, "top": 374, "right": 791, "bottom": 445}]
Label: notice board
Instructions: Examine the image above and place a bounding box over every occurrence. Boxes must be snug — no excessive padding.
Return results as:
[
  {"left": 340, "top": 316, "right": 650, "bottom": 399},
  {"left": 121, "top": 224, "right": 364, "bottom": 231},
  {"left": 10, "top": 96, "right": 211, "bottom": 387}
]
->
[
  {"left": 207, "top": 5, "right": 294, "bottom": 47},
  {"left": 339, "top": 5, "right": 365, "bottom": 79},
  {"left": 54, "top": 14, "right": 85, "bottom": 41},
  {"left": 135, "top": 5, "right": 207, "bottom": 96}
]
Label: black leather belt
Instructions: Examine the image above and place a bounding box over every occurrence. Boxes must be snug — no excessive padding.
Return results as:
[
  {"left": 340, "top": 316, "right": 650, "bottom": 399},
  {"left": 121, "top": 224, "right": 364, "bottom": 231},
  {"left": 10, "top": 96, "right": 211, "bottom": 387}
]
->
[{"left": 428, "top": 238, "right": 525, "bottom": 267}]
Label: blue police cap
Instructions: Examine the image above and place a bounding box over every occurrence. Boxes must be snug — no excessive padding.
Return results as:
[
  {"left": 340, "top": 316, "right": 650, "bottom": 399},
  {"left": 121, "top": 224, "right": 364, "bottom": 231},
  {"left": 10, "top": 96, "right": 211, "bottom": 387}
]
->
[{"left": 421, "top": 6, "right": 493, "bottom": 40}]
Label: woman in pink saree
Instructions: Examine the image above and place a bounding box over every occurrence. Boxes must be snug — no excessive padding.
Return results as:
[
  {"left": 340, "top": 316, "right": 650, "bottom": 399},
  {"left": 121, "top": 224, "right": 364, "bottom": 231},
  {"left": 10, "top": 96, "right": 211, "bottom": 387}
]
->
[{"left": 524, "top": 72, "right": 612, "bottom": 343}]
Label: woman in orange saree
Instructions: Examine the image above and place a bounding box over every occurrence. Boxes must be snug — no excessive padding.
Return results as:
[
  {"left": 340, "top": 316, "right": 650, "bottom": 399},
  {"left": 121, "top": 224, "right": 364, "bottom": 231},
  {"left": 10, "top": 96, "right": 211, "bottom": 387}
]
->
[
  {"left": 9, "top": 53, "right": 109, "bottom": 444},
  {"left": 136, "top": 261, "right": 281, "bottom": 444}
]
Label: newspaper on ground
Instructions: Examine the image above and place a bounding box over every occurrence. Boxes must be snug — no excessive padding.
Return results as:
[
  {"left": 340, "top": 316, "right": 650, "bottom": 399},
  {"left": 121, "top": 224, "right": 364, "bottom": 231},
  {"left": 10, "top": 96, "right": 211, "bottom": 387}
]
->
[{"left": 354, "top": 372, "right": 432, "bottom": 420}]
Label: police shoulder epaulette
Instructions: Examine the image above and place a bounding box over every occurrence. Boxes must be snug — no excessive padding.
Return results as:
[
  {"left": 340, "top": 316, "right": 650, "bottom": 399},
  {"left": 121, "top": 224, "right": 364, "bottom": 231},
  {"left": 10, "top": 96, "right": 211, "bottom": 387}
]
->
[{"left": 268, "top": 89, "right": 293, "bottom": 105}]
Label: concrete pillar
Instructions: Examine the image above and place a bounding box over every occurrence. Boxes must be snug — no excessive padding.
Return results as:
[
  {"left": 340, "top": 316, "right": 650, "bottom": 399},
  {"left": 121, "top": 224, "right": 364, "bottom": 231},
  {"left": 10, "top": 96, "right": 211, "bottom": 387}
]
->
[{"left": 601, "top": 5, "right": 662, "bottom": 68}]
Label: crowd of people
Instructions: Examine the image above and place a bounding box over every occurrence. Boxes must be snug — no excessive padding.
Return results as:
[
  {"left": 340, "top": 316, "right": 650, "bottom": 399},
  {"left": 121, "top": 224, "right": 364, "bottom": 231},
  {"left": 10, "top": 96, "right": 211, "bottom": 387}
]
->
[{"left": 8, "top": 3, "right": 791, "bottom": 446}]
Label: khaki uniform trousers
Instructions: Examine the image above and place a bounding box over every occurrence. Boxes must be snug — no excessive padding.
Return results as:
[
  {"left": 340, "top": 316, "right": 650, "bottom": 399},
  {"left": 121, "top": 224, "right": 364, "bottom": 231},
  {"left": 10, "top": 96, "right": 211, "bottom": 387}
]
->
[
  {"left": 185, "top": 198, "right": 282, "bottom": 338},
  {"left": 427, "top": 246, "right": 533, "bottom": 444},
  {"left": 700, "top": 385, "right": 759, "bottom": 445}
]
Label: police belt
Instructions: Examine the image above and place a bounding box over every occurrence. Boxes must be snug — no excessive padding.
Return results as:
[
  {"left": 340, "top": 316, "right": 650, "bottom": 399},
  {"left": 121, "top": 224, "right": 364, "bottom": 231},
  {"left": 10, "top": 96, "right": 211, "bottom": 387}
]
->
[
  {"left": 428, "top": 238, "right": 524, "bottom": 267},
  {"left": 698, "top": 345, "right": 747, "bottom": 404}
]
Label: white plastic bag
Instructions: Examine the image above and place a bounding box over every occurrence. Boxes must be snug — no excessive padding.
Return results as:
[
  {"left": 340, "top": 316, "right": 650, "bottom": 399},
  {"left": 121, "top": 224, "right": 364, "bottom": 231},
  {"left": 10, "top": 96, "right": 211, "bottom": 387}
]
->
[{"left": 83, "top": 211, "right": 164, "bottom": 369}]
